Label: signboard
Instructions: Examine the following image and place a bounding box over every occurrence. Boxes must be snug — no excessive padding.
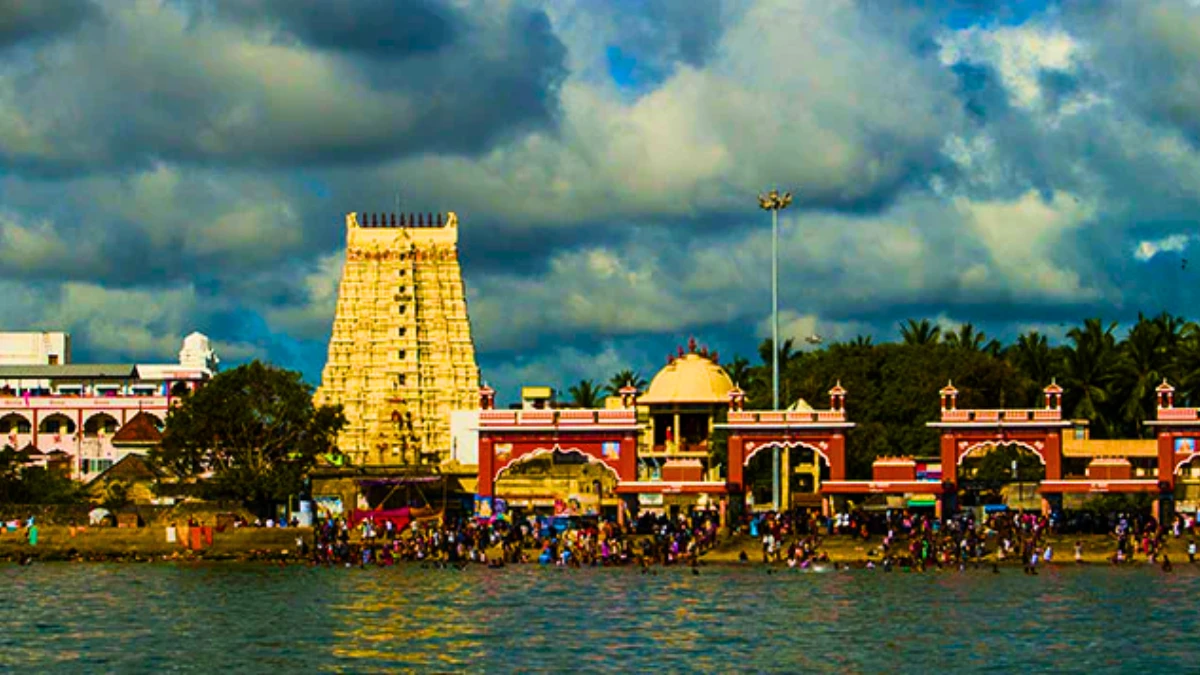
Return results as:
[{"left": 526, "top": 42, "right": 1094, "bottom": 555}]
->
[
  {"left": 638, "top": 493, "right": 664, "bottom": 506},
  {"left": 494, "top": 443, "right": 512, "bottom": 464},
  {"left": 1175, "top": 438, "right": 1197, "bottom": 455},
  {"left": 915, "top": 462, "right": 943, "bottom": 481},
  {"left": 602, "top": 441, "right": 620, "bottom": 459}
]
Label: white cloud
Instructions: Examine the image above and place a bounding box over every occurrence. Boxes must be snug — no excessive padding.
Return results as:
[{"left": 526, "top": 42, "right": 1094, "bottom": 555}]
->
[
  {"left": 1134, "top": 234, "right": 1192, "bottom": 262},
  {"left": 939, "top": 23, "right": 1080, "bottom": 110}
]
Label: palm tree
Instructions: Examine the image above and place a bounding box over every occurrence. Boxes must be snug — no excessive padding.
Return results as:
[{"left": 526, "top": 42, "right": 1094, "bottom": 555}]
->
[
  {"left": 849, "top": 335, "right": 873, "bottom": 348},
  {"left": 757, "top": 337, "right": 797, "bottom": 368},
  {"left": 1118, "top": 313, "right": 1173, "bottom": 435},
  {"left": 605, "top": 369, "right": 647, "bottom": 397},
  {"left": 758, "top": 337, "right": 797, "bottom": 405},
  {"left": 567, "top": 380, "right": 603, "bottom": 408},
  {"left": 943, "top": 322, "right": 980, "bottom": 350},
  {"left": 724, "top": 356, "right": 753, "bottom": 389},
  {"left": 1176, "top": 321, "right": 1200, "bottom": 405},
  {"left": 1061, "top": 318, "right": 1121, "bottom": 437},
  {"left": 1007, "top": 331, "right": 1058, "bottom": 390},
  {"left": 899, "top": 318, "right": 941, "bottom": 345}
]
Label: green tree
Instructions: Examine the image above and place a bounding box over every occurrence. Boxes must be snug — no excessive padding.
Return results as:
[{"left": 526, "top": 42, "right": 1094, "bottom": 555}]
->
[
  {"left": 1005, "top": 331, "right": 1062, "bottom": 406},
  {"left": 100, "top": 480, "right": 132, "bottom": 513},
  {"left": 723, "top": 356, "right": 753, "bottom": 389},
  {"left": 899, "top": 318, "right": 940, "bottom": 345},
  {"left": 605, "top": 369, "right": 647, "bottom": 397},
  {"left": 1118, "top": 313, "right": 1175, "bottom": 437},
  {"left": 1062, "top": 318, "right": 1122, "bottom": 437},
  {"left": 0, "top": 445, "right": 86, "bottom": 504},
  {"left": 943, "top": 322, "right": 1001, "bottom": 354},
  {"left": 757, "top": 338, "right": 797, "bottom": 406},
  {"left": 969, "top": 445, "right": 1046, "bottom": 484},
  {"left": 567, "top": 379, "right": 603, "bottom": 408},
  {"left": 153, "top": 361, "right": 346, "bottom": 514}
]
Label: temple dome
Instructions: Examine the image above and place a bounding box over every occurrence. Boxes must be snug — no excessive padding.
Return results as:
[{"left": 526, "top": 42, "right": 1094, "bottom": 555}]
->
[{"left": 639, "top": 354, "right": 735, "bottom": 405}]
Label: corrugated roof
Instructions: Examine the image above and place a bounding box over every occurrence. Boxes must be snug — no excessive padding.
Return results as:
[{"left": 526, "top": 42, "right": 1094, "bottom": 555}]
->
[{"left": 0, "top": 364, "right": 138, "bottom": 379}]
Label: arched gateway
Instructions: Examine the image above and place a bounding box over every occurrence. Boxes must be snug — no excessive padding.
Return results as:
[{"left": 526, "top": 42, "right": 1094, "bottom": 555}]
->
[
  {"left": 926, "top": 381, "right": 1071, "bottom": 514},
  {"left": 718, "top": 383, "right": 853, "bottom": 513}
]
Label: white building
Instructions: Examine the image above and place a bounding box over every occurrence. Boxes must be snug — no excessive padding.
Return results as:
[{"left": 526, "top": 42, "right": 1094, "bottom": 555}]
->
[
  {"left": 0, "top": 332, "right": 219, "bottom": 481},
  {"left": 0, "top": 332, "right": 70, "bottom": 366}
]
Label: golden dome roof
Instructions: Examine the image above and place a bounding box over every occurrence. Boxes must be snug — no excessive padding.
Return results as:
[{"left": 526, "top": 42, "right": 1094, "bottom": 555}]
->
[{"left": 639, "top": 353, "right": 735, "bottom": 405}]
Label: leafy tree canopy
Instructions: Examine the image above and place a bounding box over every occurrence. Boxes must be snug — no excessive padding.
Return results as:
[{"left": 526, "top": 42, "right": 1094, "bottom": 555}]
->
[
  {"left": 0, "top": 446, "right": 87, "bottom": 504},
  {"left": 153, "top": 361, "right": 345, "bottom": 510}
]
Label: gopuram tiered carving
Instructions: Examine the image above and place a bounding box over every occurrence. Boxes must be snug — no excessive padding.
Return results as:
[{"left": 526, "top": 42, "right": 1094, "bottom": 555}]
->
[{"left": 316, "top": 212, "right": 480, "bottom": 467}]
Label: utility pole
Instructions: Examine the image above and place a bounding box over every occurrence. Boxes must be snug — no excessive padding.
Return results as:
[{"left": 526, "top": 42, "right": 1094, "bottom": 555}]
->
[{"left": 758, "top": 188, "right": 793, "bottom": 512}]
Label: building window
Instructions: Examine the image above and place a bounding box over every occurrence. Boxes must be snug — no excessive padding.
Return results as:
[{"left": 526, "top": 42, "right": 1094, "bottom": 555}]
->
[
  {"left": 398, "top": 350, "right": 407, "bottom": 360},
  {"left": 399, "top": 305, "right": 407, "bottom": 315},
  {"left": 398, "top": 327, "right": 407, "bottom": 337},
  {"left": 48, "top": 355, "right": 58, "bottom": 365},
  {"left": 398, "top": 374, "right": 406, "bottom": 386}
]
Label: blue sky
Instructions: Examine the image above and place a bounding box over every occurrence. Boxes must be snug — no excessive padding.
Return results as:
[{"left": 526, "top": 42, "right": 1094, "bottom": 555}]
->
[{"left": 2, "top": 0, "right": 1200, "bottom": 404}]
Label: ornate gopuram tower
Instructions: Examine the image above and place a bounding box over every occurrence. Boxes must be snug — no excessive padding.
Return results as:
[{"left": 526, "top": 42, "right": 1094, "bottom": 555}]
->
[{"left": 316, "top": 211, "right": 480, "bottom": 468}]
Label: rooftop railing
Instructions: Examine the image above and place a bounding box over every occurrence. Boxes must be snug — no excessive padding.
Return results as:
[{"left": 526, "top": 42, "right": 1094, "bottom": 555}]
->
[
  {"left": 725, "top": 410, "right": 847, "bottom": 425},
  {"left": 479, "top": 409, "right": 637, "bottom": 427},
  {"left": 940, "top": 408, "right": 1062, "bottom": 422}
]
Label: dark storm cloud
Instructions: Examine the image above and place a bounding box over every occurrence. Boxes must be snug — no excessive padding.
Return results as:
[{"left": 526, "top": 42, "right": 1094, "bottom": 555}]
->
[
  {"left": 0, "top": 0, "right": 97, "bottom": 49},
  {"left": 216, "top": 0, "right": 457, "bottom": 59},
  {"left": 0, "top": 1, "right": 567, "bottom": 174},
  {"left": 1061, "top": 1, "right": 1200, "bottom": 147}
]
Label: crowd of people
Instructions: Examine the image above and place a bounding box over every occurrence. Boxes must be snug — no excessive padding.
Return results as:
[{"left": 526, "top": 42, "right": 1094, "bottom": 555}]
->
[
  {"left": 300, "top": 505, "right": 1200, "bottom": 573},
  {"left": 306, "top": 510, "right": 722, "bottom": 569}
]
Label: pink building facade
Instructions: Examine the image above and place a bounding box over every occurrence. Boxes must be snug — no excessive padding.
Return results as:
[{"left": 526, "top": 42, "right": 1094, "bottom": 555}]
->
[{"left": 0, "top": 332, "right": 217, "bottom": 481}]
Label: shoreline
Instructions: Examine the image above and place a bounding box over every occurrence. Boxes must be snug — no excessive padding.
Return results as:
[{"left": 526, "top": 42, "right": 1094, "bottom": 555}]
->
[{"left": 3, "top": 526, "right": 1196, "bottom": 567}]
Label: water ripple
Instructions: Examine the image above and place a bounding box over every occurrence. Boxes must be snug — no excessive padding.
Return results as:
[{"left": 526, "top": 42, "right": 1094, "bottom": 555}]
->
[{"left": 0, "top": 563, "right": 1197, "bottom": 672}]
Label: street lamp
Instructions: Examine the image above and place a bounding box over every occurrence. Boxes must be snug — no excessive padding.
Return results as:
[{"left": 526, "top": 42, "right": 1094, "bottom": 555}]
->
[{"left": 758, "top": 188, "right": 793, "bottom": 512}]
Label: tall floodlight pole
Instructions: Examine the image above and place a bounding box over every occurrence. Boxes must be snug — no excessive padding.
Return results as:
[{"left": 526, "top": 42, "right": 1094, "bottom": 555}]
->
[{"left": 758, "top": 188, "right": 793, "bottom": 512}]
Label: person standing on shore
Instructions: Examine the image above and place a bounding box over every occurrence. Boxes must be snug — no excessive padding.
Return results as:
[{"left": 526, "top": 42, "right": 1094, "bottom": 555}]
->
[{"left": 1189, "top": 539, "right": 1197, "bottom": 564}]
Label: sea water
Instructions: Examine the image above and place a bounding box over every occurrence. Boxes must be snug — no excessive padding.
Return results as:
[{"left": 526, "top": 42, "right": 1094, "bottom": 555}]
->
[{"left": 0, "top": 562, "right": 1194, "bottom": 672}]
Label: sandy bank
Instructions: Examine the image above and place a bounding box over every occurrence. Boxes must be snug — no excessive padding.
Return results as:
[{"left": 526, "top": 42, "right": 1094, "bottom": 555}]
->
[{"left": 0, "top": 525, "right": 307, "bottom": 561}]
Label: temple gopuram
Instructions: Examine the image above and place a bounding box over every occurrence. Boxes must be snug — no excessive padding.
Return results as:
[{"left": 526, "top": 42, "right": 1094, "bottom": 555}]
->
[{"left": 315, "top": 212, "right": 479, "bottom": 469}]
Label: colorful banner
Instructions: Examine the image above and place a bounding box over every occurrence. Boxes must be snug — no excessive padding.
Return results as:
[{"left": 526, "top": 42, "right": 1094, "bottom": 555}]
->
[
  {"left": 1175, "top": 437, "right": 1197, "bottom": 455},
  {"left": 602, "top": 441, "right": 620, "bottom": 459},
  {"left": 313, "top": 496, "right": 344, "bottom": 519}
]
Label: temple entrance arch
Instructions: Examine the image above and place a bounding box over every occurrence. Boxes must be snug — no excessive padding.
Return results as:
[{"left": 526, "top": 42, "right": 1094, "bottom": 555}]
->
[
  {"left": 928, "top": 381, "right": 1069, "bottom": 515},
  {"left": 958, "top": 440, "right": 1047, "bottom": 466},
  {"left": 744, "top": 440, "right": 832, "bottom": 509},
  {"left": 493, "top": 446, "right": 621, "bottom": 516},
  {"left": 717, "top": 384, "right": 854, "bottom": 513},
  {"left": 493, "top": 445, "right": 622, "bottom": 484},
  {"left": 957, "top": 441, "right": 1047, "bottom": 509}
]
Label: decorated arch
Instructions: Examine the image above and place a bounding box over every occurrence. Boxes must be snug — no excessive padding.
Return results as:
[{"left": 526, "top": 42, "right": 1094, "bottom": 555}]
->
[
  {"left": 957, "top": 439, "right": 1048, "bottom": 466},
  {"left": 743, "top": 439, "right": 835, "bottom": 469},
  {"left": 492, "top": 444, "right": 623, "bottom": 484}
]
